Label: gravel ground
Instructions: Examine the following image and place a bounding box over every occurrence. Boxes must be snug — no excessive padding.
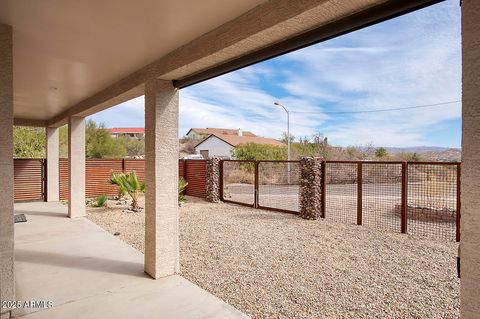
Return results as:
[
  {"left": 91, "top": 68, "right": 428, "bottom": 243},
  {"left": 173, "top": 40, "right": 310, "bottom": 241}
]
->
[{"left": 87, "top": 196, "right": 459, "bottom": 319}]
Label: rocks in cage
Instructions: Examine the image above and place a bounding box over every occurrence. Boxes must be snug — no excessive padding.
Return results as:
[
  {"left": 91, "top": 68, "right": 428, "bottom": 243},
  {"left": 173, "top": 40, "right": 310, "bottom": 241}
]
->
[
  {"left": 206, "top": 157, "right": 221, "bottom": 203},
  {"left": 299, "top": 157, "right": 324, "bottom": 220}
]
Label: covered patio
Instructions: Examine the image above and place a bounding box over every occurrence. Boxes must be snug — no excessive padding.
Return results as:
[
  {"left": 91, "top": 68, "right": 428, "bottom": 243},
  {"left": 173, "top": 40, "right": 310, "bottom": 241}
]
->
[
  {"left": 1, "top": 1, "right": 479, "bottom": 318},
  {"left": 13, "top": 201, "right": 245, "bottom": 319}
]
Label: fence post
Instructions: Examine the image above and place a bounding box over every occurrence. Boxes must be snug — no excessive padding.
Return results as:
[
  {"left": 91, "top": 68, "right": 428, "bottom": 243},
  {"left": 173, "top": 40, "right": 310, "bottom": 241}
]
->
[
  {"left": 254, "top": 161, "right": 259, "bottom": 208},
  {"left": 321, "top": 161, "right": 326, "bottom": 218},
  {"left": 456, "top": 163, "right": 461, "bottom": 242},
  {"left": 401, "top": 162, "right": 408, "bottom": 234},
  {"left": 42, "top": 159, "right": 47, "bottom": 202},
  {"left": 205, "top": 158, "right": 221, "bottom": 203},
  {"left": 299, "top": 157, "right": 323, "bottom": 220},
  {"left": 122, "top": 158, "right": 126, "bottom": 173},
  {"left": 357, "top": 162, "right": 362, "bottom": 225},
  {"left": 219, "top": 160, "right": 224, "bottom": 201}
]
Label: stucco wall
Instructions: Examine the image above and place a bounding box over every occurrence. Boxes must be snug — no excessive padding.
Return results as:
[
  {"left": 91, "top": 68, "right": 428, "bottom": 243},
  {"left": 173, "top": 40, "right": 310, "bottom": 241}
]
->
[
  {"left": 0, "top": 23, "right": 14, "bottom": 316},
  {"left": 195, "top": 136, "right": 233, "bottom": 158},
  {"left": 461, "top": 1, "right": 480, "bottom": 317},
  {"left": 46, "top": 127, "right": 60, "bottom": 202}
]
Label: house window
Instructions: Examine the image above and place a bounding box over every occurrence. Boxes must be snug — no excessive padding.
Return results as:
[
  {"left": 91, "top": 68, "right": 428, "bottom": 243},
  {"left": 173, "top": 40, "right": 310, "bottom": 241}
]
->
[{"left": 200, "top": 150, "right": 209, "bottom": 159}]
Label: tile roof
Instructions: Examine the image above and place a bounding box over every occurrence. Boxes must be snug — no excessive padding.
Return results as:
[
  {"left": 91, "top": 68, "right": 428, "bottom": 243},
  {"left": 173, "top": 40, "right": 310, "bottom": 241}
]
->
[
  {"left": 189, "top": 128, "right": 256, "bottom": 137},
  {"left": 109, "top": 128, "right": 145, "bottom": 134}
]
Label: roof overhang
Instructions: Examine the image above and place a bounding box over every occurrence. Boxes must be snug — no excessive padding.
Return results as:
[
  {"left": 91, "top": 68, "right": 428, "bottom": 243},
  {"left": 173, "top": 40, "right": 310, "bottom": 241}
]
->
[{"left": 0, "top": 0, "right": 444, "bottom": 127}]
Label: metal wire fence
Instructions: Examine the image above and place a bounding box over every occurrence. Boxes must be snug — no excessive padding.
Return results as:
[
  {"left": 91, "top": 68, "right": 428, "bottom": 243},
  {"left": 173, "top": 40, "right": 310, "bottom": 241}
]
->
[
  {"left": 325, "top": 162, "right": 358, "bottom": 224},
  {"left": 219, "top": 160, "right": 460, "bottom": 241},
  {"left": 407, "top": 163, "right": 460, "bottom": 241},
  {"left": 362, "top": 162, "right": 403, "bottom": 233},
  {"left": 220, "top": 160, "right": 255, "bottom": 206},
  {"left": 257, "top": 161, "right": 301, "bottom": 213}
]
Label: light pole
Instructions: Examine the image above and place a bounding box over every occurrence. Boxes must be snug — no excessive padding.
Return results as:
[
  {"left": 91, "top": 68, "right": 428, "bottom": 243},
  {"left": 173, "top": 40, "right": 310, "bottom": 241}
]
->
[{"left": 274, "top": 102, "right": 291, "bottom": 183}]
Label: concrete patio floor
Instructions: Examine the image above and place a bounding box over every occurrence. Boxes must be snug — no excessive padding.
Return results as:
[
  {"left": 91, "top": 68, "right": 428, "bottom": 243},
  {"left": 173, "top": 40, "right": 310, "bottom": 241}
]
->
[{"left": 12, "top": 202, "right": 247, "bottom": 319}]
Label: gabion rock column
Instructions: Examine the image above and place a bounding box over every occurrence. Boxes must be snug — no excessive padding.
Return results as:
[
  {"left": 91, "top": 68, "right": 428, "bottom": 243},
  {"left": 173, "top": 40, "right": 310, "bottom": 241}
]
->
[
  {"left": 206, "top": 158, "right": 221, "bottom": 203},
  {"left": 299, "top": 157, "right": 324, "bottom": 220}
]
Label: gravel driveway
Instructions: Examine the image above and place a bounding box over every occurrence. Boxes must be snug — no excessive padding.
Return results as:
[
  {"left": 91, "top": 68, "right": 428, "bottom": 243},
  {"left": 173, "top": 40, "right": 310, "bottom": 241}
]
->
[{"left": 87, "top": 196, "right": 459, "bottom": 319}]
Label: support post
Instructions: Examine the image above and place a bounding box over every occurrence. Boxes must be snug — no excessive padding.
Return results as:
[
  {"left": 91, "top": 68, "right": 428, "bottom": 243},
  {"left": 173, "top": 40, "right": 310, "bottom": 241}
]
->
[
  {"left": 46, "top": 127, "right": 60, "bottom": 201},
  {"left": 461, "top": 1, "right": 480, "bottom": 316},
  {"left": 0, "top": 23, "right": 14, "bottom": 317},
  {"left": 68, "top": 116, "right": 86, "bottom": 218},
  {"left": 357, "top": 162, "right": 362, "bottom": 226},
  {"left": 144, "top": 79, "right": 179, "bottom": 279}
]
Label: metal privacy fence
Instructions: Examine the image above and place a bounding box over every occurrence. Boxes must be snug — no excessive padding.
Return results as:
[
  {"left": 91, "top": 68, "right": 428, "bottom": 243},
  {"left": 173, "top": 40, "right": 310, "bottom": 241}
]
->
[
  {"left": 220, "top": 160, "right": 461, "bottom": 241},
  {"left": 14, "top": 158, "right": 207, "bottom": 202}
]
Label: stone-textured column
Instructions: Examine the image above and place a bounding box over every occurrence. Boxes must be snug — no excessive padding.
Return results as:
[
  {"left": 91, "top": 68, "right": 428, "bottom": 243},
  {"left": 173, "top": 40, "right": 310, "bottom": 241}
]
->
[
  {"left": 299, "top": 157, "right": 324, "bottom": 220},
  {"left": 144, "top": 79, "right": 179, "bottom": 279},
  {"left": 68, "top": 116, "right": 86, "bottom": 218},
  {"left": 206, "top": 158, "right": 221, "bottom": 203},
  {"left": 46, "top": 127, "right": 60, "bottom": 202},
  {"left": 461, "top": 1, "right": 480, "bottom": 317},
  {"left": 0, "top": 23, "right": 15, "bottom": 317}
]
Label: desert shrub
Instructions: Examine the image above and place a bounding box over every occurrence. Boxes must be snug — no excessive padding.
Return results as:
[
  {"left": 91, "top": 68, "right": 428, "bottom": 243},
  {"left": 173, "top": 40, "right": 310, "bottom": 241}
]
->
[
  {"left": 109, "top": 171, "right": 145, "bottom": 212},
  {"left": 225, "top": 169, "right": 254, "bottom": 184},
  {"left": 92, "top": 195, "right": 108, "bottom": 208}
]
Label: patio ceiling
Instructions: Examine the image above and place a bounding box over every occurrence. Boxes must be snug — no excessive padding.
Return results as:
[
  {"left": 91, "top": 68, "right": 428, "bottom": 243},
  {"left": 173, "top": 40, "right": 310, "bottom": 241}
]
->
[{"left": 0, "top": 0, "right": 442, "bottom": 126}]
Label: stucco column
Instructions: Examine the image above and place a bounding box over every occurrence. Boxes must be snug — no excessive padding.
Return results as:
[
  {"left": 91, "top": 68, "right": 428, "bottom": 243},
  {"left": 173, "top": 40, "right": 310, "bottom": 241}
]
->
[
  {"left": 68, "top": 116, "right": 86, "bottom": 218},
  {"left": 144, "top": 79, "right": 179, "bottom": 278},
  {"left": 461, "top": 1, "right": 480, "bottom": 317},
  {"left": 46, "top": 127, "right": 60, "bottom": 202},
  {"left": 0, "top": 23, "right": 15, "bottom": 317}
]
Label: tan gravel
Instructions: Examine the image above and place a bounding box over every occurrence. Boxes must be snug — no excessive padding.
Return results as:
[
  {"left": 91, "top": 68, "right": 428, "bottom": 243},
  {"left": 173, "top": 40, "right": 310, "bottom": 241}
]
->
[{"left": 87, "top": 196, "right": 459, "bottom": 319}]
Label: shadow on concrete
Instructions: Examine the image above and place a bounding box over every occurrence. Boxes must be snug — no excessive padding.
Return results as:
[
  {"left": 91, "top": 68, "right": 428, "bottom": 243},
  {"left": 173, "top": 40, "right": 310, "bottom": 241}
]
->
[{"left": 16, "top": 248, "right": 148, "bottom": 278}]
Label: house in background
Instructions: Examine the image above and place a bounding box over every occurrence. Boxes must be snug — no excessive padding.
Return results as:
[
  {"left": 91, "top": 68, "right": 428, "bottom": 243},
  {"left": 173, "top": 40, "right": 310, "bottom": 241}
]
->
[
  {"left": 193, "top": 128, "right": 284, "bottom": 158},
  {"left": 185, "top": 127, "right": 257, "bottom": 140},
  {"left": 109, "top": 127, "right": 145, "bottom": 140}
]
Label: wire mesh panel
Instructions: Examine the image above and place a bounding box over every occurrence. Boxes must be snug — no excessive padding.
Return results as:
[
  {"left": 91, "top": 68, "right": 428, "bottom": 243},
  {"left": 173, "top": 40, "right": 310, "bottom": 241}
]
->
[
  {"left": 362, "top": 162, "right": 402, "bottom": 232},
  {"left": 407, "top": 163, "right": 458, "bottom": 241},
  {"left": 257, "top": 161, "right": 301, "bottom": 213},
  {"left": 325, "top": 162, "right": 357, "bottom": 224},
  {"left": 221, "top": 161, "right": 255, "bottom": 206}
]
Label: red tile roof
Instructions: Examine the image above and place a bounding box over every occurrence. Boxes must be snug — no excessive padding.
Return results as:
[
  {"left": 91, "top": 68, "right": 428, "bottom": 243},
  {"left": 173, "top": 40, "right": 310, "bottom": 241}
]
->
[
  {"left": 188, "top": 128, "right": 256, "bottom": 137},
  {"left": 109, "top": 128, "right": 145, "bottom": 134}
]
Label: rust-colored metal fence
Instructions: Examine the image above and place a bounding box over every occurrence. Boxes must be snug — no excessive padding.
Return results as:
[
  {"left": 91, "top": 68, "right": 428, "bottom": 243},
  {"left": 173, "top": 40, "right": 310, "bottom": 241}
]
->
[
  {"left": 14, "top": 159, "right": 45, "bottom": 201},
  {"left": 220, "top": 159, "right": 461, "bottom": 241},
  {"left": 15, "top": 158, "right": 207, "bottom": 202},
  {"left": 257, "top": 161, "right": 301, "bottom": 214},
  {"left": 220, "top": 160, "right": 255, "bottom": 207}
]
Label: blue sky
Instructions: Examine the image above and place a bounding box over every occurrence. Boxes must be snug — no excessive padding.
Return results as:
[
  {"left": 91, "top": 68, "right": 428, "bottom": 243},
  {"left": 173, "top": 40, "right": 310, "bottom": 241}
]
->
[{"left": 90, "top": 0, "right": 461, "bottom": 148}]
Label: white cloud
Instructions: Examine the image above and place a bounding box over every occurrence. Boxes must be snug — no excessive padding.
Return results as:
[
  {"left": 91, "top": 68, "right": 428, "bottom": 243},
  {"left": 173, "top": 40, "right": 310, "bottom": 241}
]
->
[{"left": 91, "top": 0, "right": 461, "bottom": 147}]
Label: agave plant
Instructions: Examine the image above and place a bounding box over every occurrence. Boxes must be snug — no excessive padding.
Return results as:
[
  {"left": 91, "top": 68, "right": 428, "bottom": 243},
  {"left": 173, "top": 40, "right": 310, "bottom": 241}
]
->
[
  {"left": 110, "top": 171, "right": 145, "bottom": 212},
  {"left": 110, "top": 172, "right": 127, "bottom": 199}
]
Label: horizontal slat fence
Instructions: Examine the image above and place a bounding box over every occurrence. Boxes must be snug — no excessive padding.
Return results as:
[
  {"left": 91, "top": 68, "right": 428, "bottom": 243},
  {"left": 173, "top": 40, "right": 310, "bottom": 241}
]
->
[
  {"left": 14, "top": 159, "right": 44, "bottom": 201},
  {"left": 184, "top": 160, "right": 207, "bottom": 198},
  {"left": 57, "top": 158, "right": 206, "bottom": 200}
]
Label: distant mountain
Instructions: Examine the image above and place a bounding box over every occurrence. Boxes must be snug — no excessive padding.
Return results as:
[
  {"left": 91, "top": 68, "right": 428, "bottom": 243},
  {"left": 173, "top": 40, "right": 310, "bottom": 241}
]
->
[
  {"left": 384, "top": 146, "right": 461, "bottom": 162},
  {"left": 385, "top": 146, "right": 461, "bottom": 154}
]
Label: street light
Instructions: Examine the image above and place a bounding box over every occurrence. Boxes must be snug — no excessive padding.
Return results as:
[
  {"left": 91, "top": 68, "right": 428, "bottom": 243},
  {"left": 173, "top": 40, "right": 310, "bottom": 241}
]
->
[{"left": 274, "top": 102, "right": 291, "bottom": 183}]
